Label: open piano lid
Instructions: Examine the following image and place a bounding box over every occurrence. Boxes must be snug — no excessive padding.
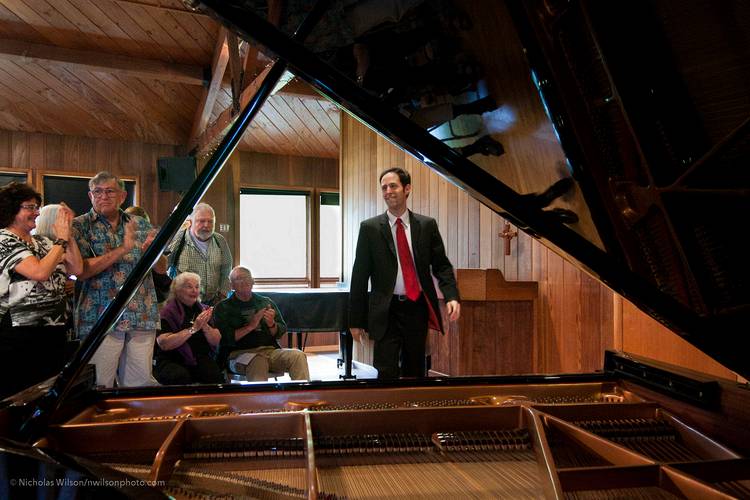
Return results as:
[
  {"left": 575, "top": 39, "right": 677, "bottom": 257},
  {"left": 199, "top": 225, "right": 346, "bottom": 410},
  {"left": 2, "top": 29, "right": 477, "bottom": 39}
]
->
[
  {"left": 187, "top": 0, "right": 748, "bottom": 374},
  {"left": 17, "top": 0, "right": 748, "bottom": 436}
]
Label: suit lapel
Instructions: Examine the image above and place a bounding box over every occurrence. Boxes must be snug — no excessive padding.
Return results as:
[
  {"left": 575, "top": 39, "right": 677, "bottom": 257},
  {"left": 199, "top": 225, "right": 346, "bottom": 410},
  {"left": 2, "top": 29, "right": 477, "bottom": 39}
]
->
[
  {"left": 409, "top": 211, "right": 422, "bottom": 266},
  {"left": 379, "top": 213, "right": 396, "bottom": 257}
]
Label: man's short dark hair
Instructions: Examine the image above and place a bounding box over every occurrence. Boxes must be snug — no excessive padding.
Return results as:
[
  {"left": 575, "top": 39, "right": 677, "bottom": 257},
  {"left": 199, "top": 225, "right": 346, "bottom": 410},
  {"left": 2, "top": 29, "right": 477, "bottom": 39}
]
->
[
  {"left": 379, "top": 167, "right": 411, "bottom": 187},
  {"left": 0, "top": 182, "right": 42, "bottom": 228}
]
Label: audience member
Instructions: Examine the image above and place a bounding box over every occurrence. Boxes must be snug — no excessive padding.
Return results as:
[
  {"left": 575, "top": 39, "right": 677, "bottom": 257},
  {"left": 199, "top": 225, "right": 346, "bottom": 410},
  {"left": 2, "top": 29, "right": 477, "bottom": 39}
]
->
[
  {"left": 154, "top": 272, "right": 224, "bottom": 385},
  {"left": 213, "top": 266, "right": 309, "bottom": 382},
  {"left": 33, "top": 204, "right": 82, "bottom": 344},
  {"left": 72, "top": 171, "right": 158, "bottom": 388},
  {"left": 349, "top": 167, "right": 460, "bottom": 378},
  {"left": 167, "top": 203, "right": 232, "bottom": 306},
  {"left": 0, "top": 183, "right": 83, "bottom": 398}
]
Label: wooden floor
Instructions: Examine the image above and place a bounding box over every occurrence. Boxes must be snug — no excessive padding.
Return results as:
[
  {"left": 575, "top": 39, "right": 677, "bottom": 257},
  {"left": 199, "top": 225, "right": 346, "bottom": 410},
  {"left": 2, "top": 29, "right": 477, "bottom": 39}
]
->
[{"left": 231, "top": 351, "right": 378, "bottom": 384}]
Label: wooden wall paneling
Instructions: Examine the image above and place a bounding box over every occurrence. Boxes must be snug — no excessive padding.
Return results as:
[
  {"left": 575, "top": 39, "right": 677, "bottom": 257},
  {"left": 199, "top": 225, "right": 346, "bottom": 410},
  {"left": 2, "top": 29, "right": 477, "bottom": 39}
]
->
[
  {"left": 44, "top": 133, "right": 64, "bottom": 168},
  {"left": 621, "top": 299, "right": 737, "bottom": 381},
  {"left": 479, "top": 204, "right": 492, "bottom": 269},
  {"left": 542, "top": 249, "right": 562, "bottom": 373},
  {"left": 579, "top": 271, "right": 608, "bottom": 372},
  {"left": 517, "top": 229, "right": 532, "bottom": 281},
  {"left": 456, "top": 188, "right": 468, "bottom": 267},
  {"left": 470, "top": 302, "right": 492, "bottom": 375},
  {"left": 492, "top": 214, "right": 506, "bottom": 278},
  {"left": 0, "top": 131, "right": 10, "bottom": 166},
  {"left": 446, "top": 178, "right": 458, "bottom": 265},
  {"left": 560, "top": 259, "right": 582, "bottom": 372},
  {"left": 467, "top": 197, "right": 480, "bottom": 268},
  {"left": 497, "top": 301, "right": 535, "bottom": 375},
  {"left": 427, "top": 163, "right": 438, "bottom": 219},
  {"left": 533, "top": 239, "right": 546, "bottom": 370},
  {"left": 28, "top": 133, "right": 45, "bottom": 169},
  {"left": 612, "top": 294, "right": 624, "bottom": 352},
  {"left": 0, "top": 128, "right": 180, "bottom": 224}
]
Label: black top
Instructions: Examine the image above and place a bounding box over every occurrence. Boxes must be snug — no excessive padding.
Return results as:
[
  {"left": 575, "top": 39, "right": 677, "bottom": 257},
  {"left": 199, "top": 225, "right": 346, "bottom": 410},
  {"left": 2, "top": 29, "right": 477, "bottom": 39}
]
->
[{"left": 155, "top": 302, "right": 213, "bottom": 365}]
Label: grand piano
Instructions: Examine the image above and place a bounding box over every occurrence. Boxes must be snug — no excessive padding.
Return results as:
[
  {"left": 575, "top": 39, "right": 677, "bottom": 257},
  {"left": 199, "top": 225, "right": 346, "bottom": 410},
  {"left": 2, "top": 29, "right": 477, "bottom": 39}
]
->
[{"left": 1, "top": 0, "right": 749, "bottom": 498}]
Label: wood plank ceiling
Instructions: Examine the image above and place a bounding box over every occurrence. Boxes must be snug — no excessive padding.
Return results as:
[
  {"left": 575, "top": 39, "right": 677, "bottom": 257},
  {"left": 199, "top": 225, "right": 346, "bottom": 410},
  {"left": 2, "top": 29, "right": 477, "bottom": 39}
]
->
[{"left": 0, "top": 0, "right": 340, "bottom": 158}]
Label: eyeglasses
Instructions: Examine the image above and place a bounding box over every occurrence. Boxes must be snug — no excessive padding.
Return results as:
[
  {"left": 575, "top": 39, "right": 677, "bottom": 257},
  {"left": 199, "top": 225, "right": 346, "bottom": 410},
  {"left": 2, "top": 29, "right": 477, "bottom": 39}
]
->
[
  {"left": 20, "top": 204, "right": 41, "bottom": 212},
  {"left": 90, "top": 188, "right": 120, "bottom": 198}
]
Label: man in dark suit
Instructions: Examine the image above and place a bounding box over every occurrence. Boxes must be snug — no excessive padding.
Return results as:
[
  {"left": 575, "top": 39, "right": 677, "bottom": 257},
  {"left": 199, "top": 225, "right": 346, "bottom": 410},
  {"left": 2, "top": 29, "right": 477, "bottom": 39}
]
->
[{"left": 349, "top": 167, "right": 461, "bottom": 378}]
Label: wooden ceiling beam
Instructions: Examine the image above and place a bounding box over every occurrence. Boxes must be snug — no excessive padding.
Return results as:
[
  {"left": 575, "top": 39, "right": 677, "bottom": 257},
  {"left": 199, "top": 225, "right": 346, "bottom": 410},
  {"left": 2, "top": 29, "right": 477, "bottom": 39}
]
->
[
  {"left": 191, "top": 63, "right": 274, "bottom": 154},
  {"left": 226, "top": 32, "right": 243, "bottom": 115},
  {"left": 188, "top": 27, "right": 230, "bottom": 147},
  {"left": 0, "top": 38, "right": 206, "bottom": 86}
]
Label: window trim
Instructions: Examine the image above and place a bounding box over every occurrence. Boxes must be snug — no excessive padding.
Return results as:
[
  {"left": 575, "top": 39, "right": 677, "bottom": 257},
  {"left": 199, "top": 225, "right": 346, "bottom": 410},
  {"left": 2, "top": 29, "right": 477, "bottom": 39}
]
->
[{"left": 238, "top": 185, "right": 341, "bottom": 287}]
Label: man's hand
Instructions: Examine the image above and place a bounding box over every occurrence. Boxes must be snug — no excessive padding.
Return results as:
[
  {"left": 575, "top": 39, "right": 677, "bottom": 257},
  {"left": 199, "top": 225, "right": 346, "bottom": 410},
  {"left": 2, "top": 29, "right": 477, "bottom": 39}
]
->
[
  {"left": 122, "top": 219, "right": 137, "bottom": 252},
  {"left": 261, "top": 306, "right": 276, "bottom": 327},
  {"left": 246, "top": 308, "right": 266, "bottom": 332},
  {"left": 446, "top": 300, "right": 461, "bottom": 322},
  {"left": 350, "top": 327, "right": 366, "bottom": 343},
  {"left": 141, "top": 228, "right": 158, "bottom": 252}
]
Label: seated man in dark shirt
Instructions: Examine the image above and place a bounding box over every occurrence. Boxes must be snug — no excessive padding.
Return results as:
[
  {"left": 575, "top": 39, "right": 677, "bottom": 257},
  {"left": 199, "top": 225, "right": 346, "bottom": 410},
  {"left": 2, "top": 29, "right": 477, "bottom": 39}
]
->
[{"left": 213, "top": 266, "right": 310, "bottom": 382}]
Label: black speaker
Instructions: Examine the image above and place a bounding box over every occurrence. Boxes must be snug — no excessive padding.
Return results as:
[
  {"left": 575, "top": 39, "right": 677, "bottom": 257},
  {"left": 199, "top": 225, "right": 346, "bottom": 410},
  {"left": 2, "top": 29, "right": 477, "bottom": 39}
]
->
[{"left": 157, "top": 156, "right": 196, "bottom": 192}]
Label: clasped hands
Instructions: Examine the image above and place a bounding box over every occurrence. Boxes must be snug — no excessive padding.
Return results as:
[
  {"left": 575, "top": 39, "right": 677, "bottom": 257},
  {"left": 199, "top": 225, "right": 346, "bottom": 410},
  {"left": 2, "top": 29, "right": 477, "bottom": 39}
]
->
[
  {"left": 52, "top": 202, "right": 75, "bottom": 243},
  {"left": 244, "top": 306, "right": 276, "bottom": 333},
  {"left": 190, "top": 307, "right": 214, "bottom": 335}
]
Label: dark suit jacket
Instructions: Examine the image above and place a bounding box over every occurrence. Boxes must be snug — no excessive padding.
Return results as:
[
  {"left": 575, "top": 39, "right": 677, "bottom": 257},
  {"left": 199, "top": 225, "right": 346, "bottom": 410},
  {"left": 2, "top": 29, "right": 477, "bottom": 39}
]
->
[{"left": 349, "top": 211, "right": 459, "bottom": 341}]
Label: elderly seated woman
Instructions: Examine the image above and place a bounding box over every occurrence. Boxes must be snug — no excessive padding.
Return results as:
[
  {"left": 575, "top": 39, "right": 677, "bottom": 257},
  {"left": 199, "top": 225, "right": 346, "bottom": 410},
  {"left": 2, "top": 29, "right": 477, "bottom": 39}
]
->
[{"left": 154, "top": 272, "right": 224, "bottom": 385}]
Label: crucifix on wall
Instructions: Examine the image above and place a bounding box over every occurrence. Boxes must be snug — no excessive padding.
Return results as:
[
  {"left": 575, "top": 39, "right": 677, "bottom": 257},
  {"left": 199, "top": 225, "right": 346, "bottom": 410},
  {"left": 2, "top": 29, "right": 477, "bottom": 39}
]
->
[{"left": 499, "top": 222, "right": 517, "bottom": 256}]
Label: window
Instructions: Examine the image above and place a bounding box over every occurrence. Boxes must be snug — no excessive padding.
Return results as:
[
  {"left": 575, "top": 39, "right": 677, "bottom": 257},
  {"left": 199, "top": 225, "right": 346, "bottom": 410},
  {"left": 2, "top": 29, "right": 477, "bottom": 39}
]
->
[
  {"left": 319, "top": 192, "right": 341, "bottom": 282},
  {"left": 239, "top": 188, "right": 341, "bottom": 287},
  {"left": 239, "top": 189, "right": 309, "bottom": 282},
  {"left": 0, "top": 171, "right": 28, "bottom": 187}
]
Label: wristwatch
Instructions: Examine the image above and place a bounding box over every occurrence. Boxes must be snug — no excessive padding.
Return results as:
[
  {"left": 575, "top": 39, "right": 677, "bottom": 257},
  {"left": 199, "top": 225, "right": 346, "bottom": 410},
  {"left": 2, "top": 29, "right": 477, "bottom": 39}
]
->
[
  {"left": 53, "top": 238, "right": 68, "bottom": 250},
  {"left": 188, "top": 326, "right": 198, "bottom": 335}
]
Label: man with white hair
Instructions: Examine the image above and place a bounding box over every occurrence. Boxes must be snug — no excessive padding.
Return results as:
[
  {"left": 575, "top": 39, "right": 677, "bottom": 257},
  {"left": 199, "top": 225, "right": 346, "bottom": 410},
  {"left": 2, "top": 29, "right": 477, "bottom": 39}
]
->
[
  {"left": 214, "top": 266, "right": 310, "bottom": 382},
  {"left": 167, "top": 203, "right": 232, "bottom": 306}
]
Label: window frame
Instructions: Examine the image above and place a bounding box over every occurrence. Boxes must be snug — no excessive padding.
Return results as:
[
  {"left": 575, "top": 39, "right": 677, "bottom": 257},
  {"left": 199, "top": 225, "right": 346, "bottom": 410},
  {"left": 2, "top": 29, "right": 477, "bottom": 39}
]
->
[{"left": 238, "top": 185, "right": 341, "bottom": 288}]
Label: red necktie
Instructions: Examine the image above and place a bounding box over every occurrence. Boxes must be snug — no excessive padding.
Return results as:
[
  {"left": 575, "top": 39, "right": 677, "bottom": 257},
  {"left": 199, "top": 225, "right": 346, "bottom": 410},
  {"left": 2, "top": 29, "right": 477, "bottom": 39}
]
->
[{"left": 396, "top": 218, "right": 421, "bottom": 301}]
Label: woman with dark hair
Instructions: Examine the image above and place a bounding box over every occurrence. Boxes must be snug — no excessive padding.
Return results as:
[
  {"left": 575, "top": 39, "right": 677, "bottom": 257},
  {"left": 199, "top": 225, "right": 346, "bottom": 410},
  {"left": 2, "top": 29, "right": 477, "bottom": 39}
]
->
[
  {"left": 0, "top": 182, "right": 83, "bottom": 399},
  {"left": 155, "top": 272, "right": 224, "bottom": 385}
]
